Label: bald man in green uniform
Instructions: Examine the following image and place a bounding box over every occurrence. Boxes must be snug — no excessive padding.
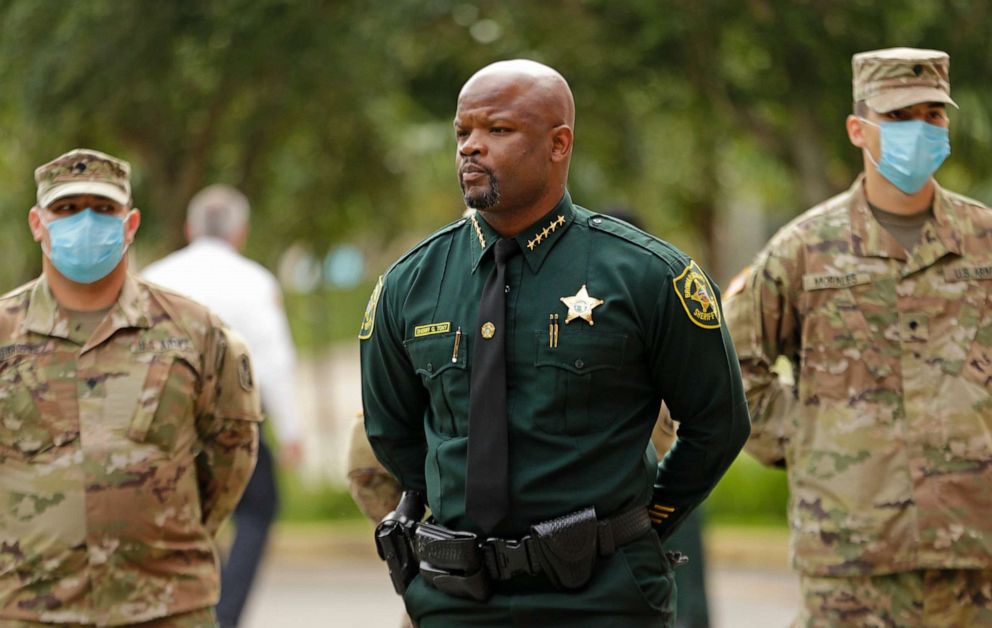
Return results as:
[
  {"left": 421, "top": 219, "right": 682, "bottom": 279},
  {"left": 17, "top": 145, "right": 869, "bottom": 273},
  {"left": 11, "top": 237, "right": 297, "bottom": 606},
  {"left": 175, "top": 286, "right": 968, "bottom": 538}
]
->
[{"left": 359, "top": 60, "right": 750, "bottom": 627}]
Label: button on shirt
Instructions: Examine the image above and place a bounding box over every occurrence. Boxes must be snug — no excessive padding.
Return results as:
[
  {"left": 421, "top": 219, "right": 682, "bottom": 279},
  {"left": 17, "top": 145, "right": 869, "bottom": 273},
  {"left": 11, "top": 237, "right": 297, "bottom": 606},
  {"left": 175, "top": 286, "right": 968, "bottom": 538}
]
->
[{"left": 143, "top": 238, "right": 301, "bottom": 444}]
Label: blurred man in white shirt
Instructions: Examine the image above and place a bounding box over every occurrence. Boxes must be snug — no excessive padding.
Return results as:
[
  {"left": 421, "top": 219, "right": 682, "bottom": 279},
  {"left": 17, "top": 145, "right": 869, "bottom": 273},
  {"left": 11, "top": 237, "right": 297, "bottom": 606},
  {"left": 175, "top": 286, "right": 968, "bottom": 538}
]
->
[{"left": 144, "top": 185, "right": 303, "bottom": 628}]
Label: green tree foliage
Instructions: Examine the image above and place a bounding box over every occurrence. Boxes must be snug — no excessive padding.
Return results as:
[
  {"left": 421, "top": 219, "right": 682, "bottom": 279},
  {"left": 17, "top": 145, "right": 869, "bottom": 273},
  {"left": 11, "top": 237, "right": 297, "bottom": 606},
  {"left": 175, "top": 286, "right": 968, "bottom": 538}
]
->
[{"left": 1, "top": 0, "right": 991, "bottom": 297}]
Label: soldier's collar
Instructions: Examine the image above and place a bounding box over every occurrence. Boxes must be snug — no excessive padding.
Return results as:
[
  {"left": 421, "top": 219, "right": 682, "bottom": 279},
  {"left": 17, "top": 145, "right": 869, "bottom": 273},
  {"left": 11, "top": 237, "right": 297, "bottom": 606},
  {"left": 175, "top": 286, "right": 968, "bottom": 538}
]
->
[
  {"left": 850, "top": 174, "right": 963, "bottom": 261},
  {"left": 24, "top": 273, "right": 152, "bottom": 346},
  {"left": 469, "top": 191, "right": 576, "bottom": 274},
  {"left": 849, "top": 179, "right": 910, "bottom": 260},
  {"left": 81, "top": 274, "right": 152, "bottom": 353},
  {"left": 111, "top": 273, "right": 153, "bottom": 330},
  {"left": 24, "top": 275, "right": 65, "bottom": 338},
  {"left": 928, "top": 180, "right": 965, "bottom": 254}
]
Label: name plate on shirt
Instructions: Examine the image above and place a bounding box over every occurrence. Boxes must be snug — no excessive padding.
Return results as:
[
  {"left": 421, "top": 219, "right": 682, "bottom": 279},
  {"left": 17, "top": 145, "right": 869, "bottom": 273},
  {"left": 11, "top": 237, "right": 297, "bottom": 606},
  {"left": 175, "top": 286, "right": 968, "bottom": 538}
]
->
[
  {"left": 414, "top": 322, "right": 451, "bottom": 337},
  {"left": 0, "top": 342, "right": 47, "bottom": 362},
  {"left": 944, "top": 265, "right": 992, "bottom": 281},
  {"left": 131, "top": 337, "right": 194, "bottom": 353},
  {"left": 802, "top": 272, "right": 873, "bottom": 291}
]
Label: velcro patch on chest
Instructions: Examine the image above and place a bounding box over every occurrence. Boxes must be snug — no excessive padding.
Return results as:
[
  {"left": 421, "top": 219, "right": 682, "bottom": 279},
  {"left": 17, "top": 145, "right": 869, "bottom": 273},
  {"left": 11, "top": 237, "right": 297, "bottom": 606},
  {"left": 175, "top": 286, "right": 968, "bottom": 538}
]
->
[
  {"left": 130, "top": 337, "right": 193, "bottom": 353},
  {"left": 0, "top": 342, "right": 48, "bottom": 362},
  {"left": 802, "top": 272, "right": 873, "bottom": 291},
  {"left": 944, "top": 265, "right": 992, "bottom": 282},
  {"left": 673, "top": 261, "right": 721, "bottom": 329}
]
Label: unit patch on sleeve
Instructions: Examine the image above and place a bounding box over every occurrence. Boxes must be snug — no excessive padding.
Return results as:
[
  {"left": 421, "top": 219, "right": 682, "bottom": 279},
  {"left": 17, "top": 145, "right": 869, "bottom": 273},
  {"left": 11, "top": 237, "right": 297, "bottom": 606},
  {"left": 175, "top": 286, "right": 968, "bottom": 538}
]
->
[
  {"left": 673, "top": 261, "right": 721, "bottom": 329},
  {"left": 238, "top": 353, "right": 254, "bottom": 391},
  {"left": 359, "top": 275, "right": 384, "bottom": 341}
]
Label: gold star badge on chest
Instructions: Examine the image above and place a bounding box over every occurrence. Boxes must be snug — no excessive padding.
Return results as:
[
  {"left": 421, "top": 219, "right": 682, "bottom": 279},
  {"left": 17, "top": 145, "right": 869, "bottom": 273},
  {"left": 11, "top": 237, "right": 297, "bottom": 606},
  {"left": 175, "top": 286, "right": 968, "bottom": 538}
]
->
[{"left": 560, "top": 284, "right": 604, "bottom": 325}]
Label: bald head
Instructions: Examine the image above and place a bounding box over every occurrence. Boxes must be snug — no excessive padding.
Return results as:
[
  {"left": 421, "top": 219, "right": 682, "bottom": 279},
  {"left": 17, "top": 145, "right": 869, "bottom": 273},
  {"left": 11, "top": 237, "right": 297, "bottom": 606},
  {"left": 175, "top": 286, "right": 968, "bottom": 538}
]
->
[
  {"left": 459, "top": 59, "right": 575, "bottom": 129},
  {"left": 454, "top": 60, "right": 576, "bottom": 236}
]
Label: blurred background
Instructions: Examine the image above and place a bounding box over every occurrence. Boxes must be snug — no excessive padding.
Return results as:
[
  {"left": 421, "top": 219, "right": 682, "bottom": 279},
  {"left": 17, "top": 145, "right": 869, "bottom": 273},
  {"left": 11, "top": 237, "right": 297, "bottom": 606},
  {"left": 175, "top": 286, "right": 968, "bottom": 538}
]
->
[{"left": 3, "top": 1, "right": 992, "bottom": 625}]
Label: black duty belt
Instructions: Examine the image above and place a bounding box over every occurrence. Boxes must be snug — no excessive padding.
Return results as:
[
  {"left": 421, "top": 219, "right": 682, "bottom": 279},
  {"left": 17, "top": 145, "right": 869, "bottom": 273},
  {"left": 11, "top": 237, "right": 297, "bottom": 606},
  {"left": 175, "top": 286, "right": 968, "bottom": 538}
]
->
[{"left": 412, "top": 505, "right": 652, "bottom": 601}]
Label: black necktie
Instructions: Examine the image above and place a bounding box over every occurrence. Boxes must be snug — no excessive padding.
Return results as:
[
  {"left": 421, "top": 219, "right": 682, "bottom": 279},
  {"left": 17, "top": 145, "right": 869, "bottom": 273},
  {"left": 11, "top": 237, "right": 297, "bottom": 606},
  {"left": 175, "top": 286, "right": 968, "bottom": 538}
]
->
[{"left": 466, "top": 237, "right": 518, "bottom": 533}]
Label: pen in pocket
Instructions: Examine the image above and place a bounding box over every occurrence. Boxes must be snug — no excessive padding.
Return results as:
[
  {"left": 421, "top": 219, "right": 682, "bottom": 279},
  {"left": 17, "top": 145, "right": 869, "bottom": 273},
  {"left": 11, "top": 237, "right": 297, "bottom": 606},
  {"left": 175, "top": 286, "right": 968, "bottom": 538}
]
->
[{"left": 451, "top": 326, "right": 462, "bottom": 363}]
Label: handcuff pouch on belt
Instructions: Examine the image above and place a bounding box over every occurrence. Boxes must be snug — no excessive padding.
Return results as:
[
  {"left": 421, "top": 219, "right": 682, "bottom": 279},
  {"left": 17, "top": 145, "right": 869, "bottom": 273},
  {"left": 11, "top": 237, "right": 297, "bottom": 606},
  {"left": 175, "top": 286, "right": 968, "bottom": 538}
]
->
[
  {"left": 415, "top": 522, "right": 492, "bottom": 601},
  {"left": 529, "top": 506, "right": 598, "bottom": 590}
]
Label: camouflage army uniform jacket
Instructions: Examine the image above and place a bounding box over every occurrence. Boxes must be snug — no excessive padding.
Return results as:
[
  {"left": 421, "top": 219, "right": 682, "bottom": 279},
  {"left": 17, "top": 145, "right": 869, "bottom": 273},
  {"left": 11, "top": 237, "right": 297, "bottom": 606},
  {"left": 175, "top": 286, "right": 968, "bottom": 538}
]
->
[
  {"left": 0, "top": 274, "right": 261, "bottom": 625},
  {"left": 728, "top": 175, "right": 992, "bottom": 577}
]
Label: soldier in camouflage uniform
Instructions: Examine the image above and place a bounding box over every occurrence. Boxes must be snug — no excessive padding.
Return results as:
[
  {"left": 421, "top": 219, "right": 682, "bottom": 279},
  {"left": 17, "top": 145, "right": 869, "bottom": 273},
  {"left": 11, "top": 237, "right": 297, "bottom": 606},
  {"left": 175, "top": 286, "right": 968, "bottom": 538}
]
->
[
  {"left": 347, "top": 415, "right": 402, "bottom": 525},
  {"left": 725, "top": 48, "right": 992, "bottom": 626},
  {"left": 0, "top": 149, "right": 261, "bottom": 627},
  {"left": 346, "top": 416, "right": 413, "bottom": 628}
]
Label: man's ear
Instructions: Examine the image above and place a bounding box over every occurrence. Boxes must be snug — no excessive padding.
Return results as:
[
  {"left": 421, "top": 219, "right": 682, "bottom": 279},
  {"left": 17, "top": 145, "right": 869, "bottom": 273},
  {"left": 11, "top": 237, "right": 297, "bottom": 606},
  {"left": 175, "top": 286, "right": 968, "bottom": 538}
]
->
[
  {"left": 27, "top": 206, "right": 45, "bottom": 242},
  {"left": 846, "top": 114, "right": 867, "bottom": 149},
  {"left": 124, "top": 208, "right": 142, "bottom": 244},
  {"left": 550, "top": 124, "right": 573, "bottom": 163}
]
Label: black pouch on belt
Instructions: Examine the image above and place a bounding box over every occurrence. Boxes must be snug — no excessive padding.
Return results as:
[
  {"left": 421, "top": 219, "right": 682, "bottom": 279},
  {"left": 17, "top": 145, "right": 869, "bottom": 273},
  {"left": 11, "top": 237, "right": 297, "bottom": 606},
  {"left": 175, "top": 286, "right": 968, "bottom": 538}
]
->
[
  {"left": 415, "top": 522, "right": 493, "bottom": 601},
  {"left": 530, "top": 506, "right": 599, "bottom": 590}
]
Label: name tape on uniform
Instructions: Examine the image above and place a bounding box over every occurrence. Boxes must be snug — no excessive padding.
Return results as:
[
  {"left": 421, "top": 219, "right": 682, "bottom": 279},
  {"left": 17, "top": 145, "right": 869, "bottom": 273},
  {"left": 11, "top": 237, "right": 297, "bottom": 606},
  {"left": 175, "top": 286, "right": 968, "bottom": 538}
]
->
[
  {"left": 802, "top": 272, "right": 873, "bottom": 291},
  {"left": 944, "top": 265, "right": 992, "bottom": 282},
  {"left": 414, "top": 322, "right": 452, "bottom": 337}
]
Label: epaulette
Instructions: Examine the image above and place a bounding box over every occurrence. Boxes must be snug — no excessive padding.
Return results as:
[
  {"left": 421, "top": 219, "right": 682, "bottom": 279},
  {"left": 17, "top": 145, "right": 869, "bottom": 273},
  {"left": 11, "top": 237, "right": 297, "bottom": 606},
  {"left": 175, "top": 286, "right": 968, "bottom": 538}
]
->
[
  {"left": 585, "top": 212, "right": 692, "bottom": 275},
  {"left": 0, "top": 278, "right": 37, "bottom": 302},
  {"left": 142, "top": 278, "right": 211, "bottom": 343},
  {"left": 383, "top": 217, "right": 467, "bottom": 279},
  {"left": 943, "top": 188, "right": 991, "bottom": 211}
]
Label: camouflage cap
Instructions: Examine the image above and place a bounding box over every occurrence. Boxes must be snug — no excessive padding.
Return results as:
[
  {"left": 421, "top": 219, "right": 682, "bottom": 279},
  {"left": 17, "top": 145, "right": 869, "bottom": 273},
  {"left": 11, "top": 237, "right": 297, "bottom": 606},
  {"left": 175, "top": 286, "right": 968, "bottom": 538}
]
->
[
  {"left": 34, "top": 148, "right": 131, "bottom": 208},
  {"left": 852, "top": 47, "right": 957, "bottom": 113}
]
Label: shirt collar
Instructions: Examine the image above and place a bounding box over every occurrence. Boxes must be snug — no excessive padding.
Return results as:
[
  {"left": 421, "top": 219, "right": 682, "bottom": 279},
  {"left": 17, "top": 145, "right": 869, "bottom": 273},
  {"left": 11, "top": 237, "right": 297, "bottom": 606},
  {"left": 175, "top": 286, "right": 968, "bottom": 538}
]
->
[
  {"left": 909, "top": 178, "right": 964, "bottom": 272},
  {"left": 848, "top": 175, "right": 963, "bottom": 264},
  {"left": 24, "top": 272, "right": 152, "bottom": 347},
  {"left": 469, "top": 191, "right": 576, "bottom": 274},
  {"left": 190, "top": 236, "right": 237, "bottom": 252},
  {"left": 24, "top": 275, "right": 66, "bottom": 338},
  {"left": 849, "top": 175, "right": 906, "bottom": 260}
]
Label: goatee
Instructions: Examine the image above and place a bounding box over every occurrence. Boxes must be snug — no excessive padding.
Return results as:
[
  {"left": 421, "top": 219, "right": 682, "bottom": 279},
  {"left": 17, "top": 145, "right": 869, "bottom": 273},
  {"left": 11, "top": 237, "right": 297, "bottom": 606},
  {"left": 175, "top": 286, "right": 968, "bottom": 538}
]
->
[{"left": 463, "top": 172, "right": 501, "bottom": 210}]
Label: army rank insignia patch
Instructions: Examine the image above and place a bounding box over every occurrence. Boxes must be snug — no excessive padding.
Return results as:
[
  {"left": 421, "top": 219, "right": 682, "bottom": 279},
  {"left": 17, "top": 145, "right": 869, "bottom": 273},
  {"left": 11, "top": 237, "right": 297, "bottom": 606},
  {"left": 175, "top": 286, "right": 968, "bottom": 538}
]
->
[
  {"left": 359, "top": 275, "right": 384, "bottom": 340},
  {"left": 673, "top": 261, "right": 721, "bottom": 329}
]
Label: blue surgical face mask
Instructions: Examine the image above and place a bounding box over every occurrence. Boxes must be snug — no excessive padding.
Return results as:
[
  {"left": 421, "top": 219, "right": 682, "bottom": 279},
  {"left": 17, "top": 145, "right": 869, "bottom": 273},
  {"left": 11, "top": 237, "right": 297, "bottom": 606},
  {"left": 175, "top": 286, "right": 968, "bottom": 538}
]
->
[
  {"left": 860, "top": 117, "right": 950, "bottom": 194},
  {"left": 42, "top": 208, "right": 130, "bottom": 284}
]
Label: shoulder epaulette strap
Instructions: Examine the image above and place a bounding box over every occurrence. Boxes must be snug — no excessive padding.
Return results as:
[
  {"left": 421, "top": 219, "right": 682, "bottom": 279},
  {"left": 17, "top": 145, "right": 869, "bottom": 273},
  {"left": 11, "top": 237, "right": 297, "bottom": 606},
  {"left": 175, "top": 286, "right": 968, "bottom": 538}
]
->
[
  {"left": 0, "top": 278, "right": 38, "bottom": 302},
  {"left": 144, "top": 280, "right": 207, "bottom": 344},
  {"left": 585, "top": 213, "right": 691, "bottom": 275},
  {"left": 383, "top": 217, "right": 467, "bottom": 279},
  {"left": 943, "top": 188, "right": 990, "bottom": 211}
]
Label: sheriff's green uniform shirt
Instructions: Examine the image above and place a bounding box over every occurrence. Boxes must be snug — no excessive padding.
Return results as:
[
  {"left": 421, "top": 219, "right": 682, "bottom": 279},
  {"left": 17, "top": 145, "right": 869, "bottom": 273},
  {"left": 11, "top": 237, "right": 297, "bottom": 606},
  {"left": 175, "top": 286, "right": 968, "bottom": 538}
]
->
[{"left": 359, "top": 193, "right": 749, "bottom": 622}]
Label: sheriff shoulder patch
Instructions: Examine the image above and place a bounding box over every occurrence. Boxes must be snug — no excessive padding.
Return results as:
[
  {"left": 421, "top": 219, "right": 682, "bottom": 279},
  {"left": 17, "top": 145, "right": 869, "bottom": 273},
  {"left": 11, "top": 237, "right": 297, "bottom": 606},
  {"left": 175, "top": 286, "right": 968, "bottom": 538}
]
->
[
  {"left": 359, "top": 275, "right": 384, "bottom": 340},
  {"left": 673, "top": 261, "right": 721, "bottom": 329}
]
